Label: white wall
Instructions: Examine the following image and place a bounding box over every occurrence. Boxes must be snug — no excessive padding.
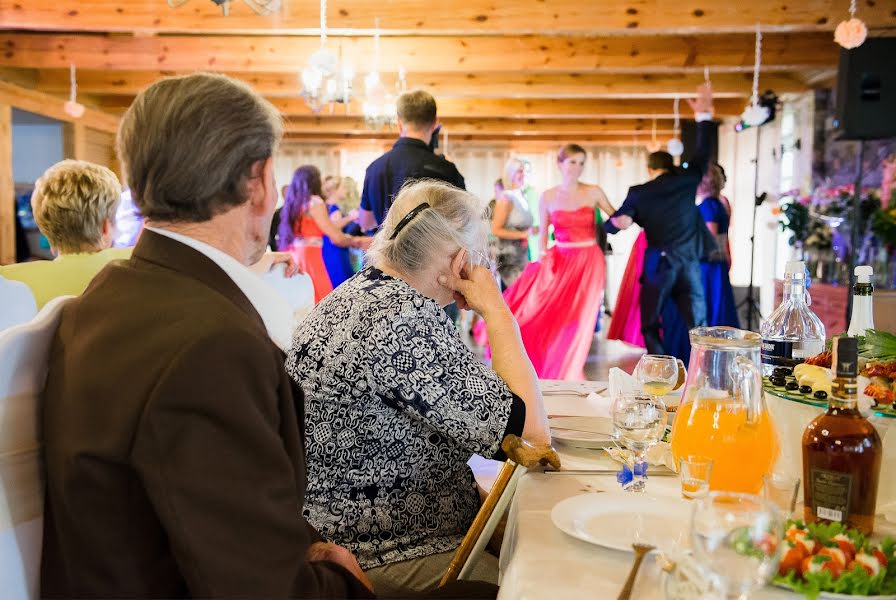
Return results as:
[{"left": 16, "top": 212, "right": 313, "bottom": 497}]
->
[{"left": 12, "top": 110, "right": 64, "bottom": 183}]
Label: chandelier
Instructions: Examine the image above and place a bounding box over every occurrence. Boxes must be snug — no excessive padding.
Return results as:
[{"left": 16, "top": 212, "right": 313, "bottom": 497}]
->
[
  {"left": 166, "top": 0, "right": 282, "bottom": 17},
  {"left": 300, "top": 0, "right": 353, "bottom": 114},
  {"left": 362, "top": 19, "right": 407, "bottom": 129}
]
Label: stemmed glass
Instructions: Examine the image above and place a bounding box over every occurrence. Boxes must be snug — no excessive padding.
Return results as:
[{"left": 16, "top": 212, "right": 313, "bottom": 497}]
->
[
  {"left": 691, "top": 492, "right": 784, "bottom": 599},
  {"left": 635, "top": 354, "right": 679, "bottom": 398},
  {"left": 611, "top": 392, "right": 667, "bottom": 492}
]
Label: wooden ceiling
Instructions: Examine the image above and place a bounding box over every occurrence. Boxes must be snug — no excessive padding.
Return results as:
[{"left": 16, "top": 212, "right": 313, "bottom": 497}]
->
[{"left": 0, "top": 0, "right": 894, "bottom": 145}]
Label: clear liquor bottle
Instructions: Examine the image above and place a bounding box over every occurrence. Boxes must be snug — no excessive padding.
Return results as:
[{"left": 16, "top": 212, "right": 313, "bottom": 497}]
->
[
  {"left": 760, "top": 260, "right": 826, "bottom": 377},
  {"left": 802, "top": 336, "right": 882, "bottom": 534},
  {"left": 847, "top": 265, "right": 875, "bottom": 337}
]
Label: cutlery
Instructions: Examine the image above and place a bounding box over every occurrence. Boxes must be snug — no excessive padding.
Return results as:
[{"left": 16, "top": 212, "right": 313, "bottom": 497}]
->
[
  {"left": 618, "top": 542, "right": 655, "bottom": 600},
  {"left": 544, "top": 469, "right": 677, "bottom": 477}
]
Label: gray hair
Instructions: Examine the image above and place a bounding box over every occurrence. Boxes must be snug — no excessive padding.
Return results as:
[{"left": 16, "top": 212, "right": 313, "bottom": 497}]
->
[
  {"left": 367, "top": 180, "right": 488, "bottom": 275},
  {"left": 116, "top": 72, "right": 283, "bottom": 223},
  {"left": 31, "top": 159, "right": 122, "bottom": 254}
]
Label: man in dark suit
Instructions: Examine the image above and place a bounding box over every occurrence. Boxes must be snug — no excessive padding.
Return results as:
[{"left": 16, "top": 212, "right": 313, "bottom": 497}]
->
[
  {"left": 40, "top": 73, "right": 375, "bottom": 598},
  {"left": 358, "top": 90, "right": 465, "bottom": 232},
  {"left": 605, "top": 84, "right": 718, "bottom": 355}
]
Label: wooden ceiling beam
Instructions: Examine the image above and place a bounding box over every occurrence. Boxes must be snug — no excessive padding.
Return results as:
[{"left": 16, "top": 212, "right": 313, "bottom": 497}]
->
[
  {"left": 3, "top": 0, "right": 894, "bottom": 35},
  {"left": 30, "top": 68, "right": 810, "bottom": 98},
  {"left": 0, "top": 32, "right": 838, "bottom": 73},
  {"left": 281, "top": 116, "right": 678, "bottom": 135},
  {"left": 283, "top": 132, "right": 664, "bottom": 143},
  {"left": 0, "top": 80, "right": 119, "bottom": 133},
  {"left": 95, "top": 95, "right": 747, "bottom": 118}
]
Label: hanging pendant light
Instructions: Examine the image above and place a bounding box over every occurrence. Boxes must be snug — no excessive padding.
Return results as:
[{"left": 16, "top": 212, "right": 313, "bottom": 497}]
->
[
  {"left": 742, "top": 23, "right": 771, "bottom": 127},
  {"left": 667, "top": 97, "right": 683, "bottom": 157},
  {"left": 834, "top": 0, "right": 868, "bottom": 49},
  {"left": 63, "top": 64, "right": 86, "bottom": 119},
  {"left": 301, "top": 0, "right": 352, "bottom": 114},
  {"left": 363, "top": 19, "right": 407, "bottom": 130}
]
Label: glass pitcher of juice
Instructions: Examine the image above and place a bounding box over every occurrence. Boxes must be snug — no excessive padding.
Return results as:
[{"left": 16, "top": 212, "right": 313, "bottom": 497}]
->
[{"left": 670, "top": 327, "right": 779, "bottom": 494}]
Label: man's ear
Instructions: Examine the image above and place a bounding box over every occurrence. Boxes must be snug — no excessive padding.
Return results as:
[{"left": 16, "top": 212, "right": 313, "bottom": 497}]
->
[{"left": 249, "top": 156, "right": 275, "bottom": 214}]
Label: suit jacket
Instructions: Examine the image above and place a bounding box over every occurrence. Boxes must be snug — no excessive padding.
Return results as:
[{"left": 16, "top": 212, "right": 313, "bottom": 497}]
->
[
  {"left": 40, "top": 229, "right": 373, "bottom": 598},
  {"left": 605, "top": 120, "right": 718, "bottom": 260}
]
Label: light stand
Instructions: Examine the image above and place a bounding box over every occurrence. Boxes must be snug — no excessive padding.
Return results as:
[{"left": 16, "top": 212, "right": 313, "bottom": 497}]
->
[
  {"left": 845, "top": 140, "right": 866, "bottom": 325},
  {"left": 737, "top": 125, "right": 766, "bottom": 331}
]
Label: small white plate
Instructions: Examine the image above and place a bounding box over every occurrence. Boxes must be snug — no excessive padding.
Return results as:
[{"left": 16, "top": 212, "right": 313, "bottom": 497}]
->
[
  {"left": 549, "top": 416, "right": 617, "bottom": 450},
  {"left": 551, "top": 491, "right": 692, "bottom": 553}
]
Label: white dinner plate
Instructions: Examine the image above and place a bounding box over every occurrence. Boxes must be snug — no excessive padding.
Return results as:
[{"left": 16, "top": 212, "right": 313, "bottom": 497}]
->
[
  {"left": 551, "top": 492, "right": 692, "bottom": 553},
  {"left": 549, "top": 416, "right": 617, "bottom": 450}
]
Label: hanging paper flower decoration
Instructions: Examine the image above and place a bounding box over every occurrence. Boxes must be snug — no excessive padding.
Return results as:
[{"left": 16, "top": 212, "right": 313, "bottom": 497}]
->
[
  {"left": 835, "top": 0, "right": 867, "bottom": 49},
  {"left": 741, "top": 23, "right": 769, "bottom": 127},
  {"left": 667, "top": 138, "right": 684, "bottom": 157},
  {"left": 742, "top": 103, "right": 771, "bottom": 127},
  {"left": 646, "top": 116, "right": 662, "bottom": 152},
  {"left": 667, "top": 98, "right": 683, "bottom": 157},
  {"left": 63, "top": 64, "right": 85, "bottom": 119}
]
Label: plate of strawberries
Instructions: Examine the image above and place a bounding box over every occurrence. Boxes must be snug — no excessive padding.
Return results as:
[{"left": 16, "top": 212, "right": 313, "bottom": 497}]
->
[{"left": 775, "top": 519, "right": 896, "bottom": 598}]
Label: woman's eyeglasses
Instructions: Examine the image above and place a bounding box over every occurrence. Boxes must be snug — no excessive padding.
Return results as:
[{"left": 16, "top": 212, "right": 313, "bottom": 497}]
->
[{"left": 467, "top": 248, "right": 497, "bottom": 276}]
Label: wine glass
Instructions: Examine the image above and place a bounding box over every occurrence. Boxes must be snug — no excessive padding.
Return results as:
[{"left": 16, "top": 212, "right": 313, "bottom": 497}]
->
[
  {"left": 636, "top": 354, "right": 679, "bottom": 398},
  {"left": 611, "top": 392, "right": 667, "bottom": 492},
  {"left": 691, "top": 492, "right": 784, "bottom": 599}
]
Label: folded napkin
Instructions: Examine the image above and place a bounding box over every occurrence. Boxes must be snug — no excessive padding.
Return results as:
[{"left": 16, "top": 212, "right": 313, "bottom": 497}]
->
[
  {"left": 608, "top": 367, "right": 640, "bottom": 398},
  {"left": 606, "top": 442, "right": 678, "bottom": 472}
]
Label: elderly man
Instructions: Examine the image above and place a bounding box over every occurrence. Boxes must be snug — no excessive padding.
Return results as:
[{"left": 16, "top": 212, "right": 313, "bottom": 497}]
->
[
  {"left": 0, "top": 160, "right": 131, "bottom": 308},
  {"left": 40, "top": 73, "right": 374, "bottom": 598}
]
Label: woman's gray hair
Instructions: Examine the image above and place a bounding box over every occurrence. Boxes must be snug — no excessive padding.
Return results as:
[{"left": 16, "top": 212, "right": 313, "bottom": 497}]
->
[
  {"left": 116, "top": 72, "right": 283, "bottom": 223},
  {"left": 367, "top": 180, "right": 488, "bottom": 275}
]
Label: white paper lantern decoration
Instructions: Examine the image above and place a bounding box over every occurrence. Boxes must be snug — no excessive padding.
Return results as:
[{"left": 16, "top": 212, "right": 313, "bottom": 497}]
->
[
  {"left": 667, "top": 138, "right": 684, "bottom": 157},
  {"left": 741, "top": 103, "right": 771, "bottom": 127},
  {"left": 835, "top": 17, "right": 867, "bottom": 49}
]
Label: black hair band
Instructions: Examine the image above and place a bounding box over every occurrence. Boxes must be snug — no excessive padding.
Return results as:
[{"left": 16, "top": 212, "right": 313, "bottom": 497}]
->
[{"left": 389, "top": 202, "right": 431, "bottom": 240}]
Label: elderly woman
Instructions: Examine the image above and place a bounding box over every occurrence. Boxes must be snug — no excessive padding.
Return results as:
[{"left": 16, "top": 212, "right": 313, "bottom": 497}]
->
[
  {"left": 0, "top": 160, "right": 131, "bottom": 308},
  {"left": 286, "top": 180, "right": 550, "bottom": 595}
]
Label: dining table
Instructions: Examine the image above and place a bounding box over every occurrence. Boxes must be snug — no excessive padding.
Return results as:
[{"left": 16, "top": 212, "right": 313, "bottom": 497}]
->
[{"left": 467, "top": 379, "right": 896, "bottom": 600}]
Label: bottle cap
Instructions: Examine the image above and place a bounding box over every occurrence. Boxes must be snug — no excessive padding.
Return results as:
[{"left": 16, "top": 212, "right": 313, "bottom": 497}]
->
[
  {"left": 855, "top": 265, "right": 873, "bottom": 283},
  {"left": 832, "top": 336, "right": 858, "bottom": 379},
  {"left": 785, "top": 260, "right": 806, "bottom": 275}
]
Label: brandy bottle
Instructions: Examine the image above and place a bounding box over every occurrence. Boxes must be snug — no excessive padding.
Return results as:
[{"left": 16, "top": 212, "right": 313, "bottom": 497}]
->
[{"left": 802, "top": 336, "right": 882, "bottom": 534}]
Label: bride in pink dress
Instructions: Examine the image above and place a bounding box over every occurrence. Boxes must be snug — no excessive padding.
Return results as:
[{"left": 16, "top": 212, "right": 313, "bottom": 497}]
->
[{"left": 495, "top": 144, "right": 615, "bottom": 380}]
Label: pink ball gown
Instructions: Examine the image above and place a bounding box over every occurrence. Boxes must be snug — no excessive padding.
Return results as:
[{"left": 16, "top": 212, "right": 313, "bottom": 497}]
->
[
  {"left": 499, "top": 206, "right": 606, "bottom": 380},
  {"left": 607, "top": 231, "right": 647, "bottom": 348}
]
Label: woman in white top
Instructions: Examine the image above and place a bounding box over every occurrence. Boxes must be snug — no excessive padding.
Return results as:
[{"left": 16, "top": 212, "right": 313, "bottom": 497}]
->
[{"left": 488, "top": 158, "right": 537, "bottom": 287}]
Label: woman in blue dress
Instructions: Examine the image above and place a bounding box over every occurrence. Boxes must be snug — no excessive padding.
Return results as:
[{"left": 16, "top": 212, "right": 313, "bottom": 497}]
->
[
  {"left": 322, "top": 176, "right": 362, "bottom": 288},
  {"left": 697, "top": 164, "right": 739, "bottom": 328}
]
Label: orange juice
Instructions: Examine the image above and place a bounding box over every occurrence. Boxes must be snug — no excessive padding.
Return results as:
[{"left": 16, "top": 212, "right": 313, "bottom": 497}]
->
[{"left": 670, "top": 395, "right": 779, "bottom": 494}]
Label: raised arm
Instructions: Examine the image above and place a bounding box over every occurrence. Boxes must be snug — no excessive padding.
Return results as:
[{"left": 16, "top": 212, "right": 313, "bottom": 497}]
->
[
  {"left": 685, "top": 82, "right": 717, "bottom": 178},
  {"left": 491, "top": 196, "right": 529, "bottom": 241},
  {"left": 308, "top": 200, "right": 364, "bottom": 249}
]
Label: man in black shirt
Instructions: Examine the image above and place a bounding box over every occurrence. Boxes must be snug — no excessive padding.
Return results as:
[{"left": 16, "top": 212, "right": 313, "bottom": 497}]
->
[
  {"left": 605, "top": 84, "right": 718, "bottom": 355},
  {"left": 358, "top": 90, "right": 465, "bottom": 232}
]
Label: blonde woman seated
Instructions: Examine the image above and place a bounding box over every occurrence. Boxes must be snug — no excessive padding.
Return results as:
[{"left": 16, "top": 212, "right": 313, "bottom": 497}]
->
[
  {"left": 286, "top": 180, "right": 550, "bottom": 596},
  {"left": 0, "top": 160, "right": 130, "bottom": 308}
]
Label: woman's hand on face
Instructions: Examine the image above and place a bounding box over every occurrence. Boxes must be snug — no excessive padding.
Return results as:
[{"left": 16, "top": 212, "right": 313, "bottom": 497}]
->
[{"left": 438, "top": 263, "right": 507, "bottom": 320}]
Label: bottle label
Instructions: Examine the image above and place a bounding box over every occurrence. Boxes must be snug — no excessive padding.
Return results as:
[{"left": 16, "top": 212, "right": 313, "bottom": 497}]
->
[
  {"left": 810, "top": 468, "right": 852, "bottom": 523},
  {"left": 762, "top": 339, "right": 824, "bottom": 367}
]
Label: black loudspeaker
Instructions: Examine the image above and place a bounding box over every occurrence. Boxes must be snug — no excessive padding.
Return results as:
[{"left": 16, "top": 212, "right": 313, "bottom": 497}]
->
[
  {"left": 835, "top": 37, "right": 896, "bottom": 140},
  {"left": 681, "top": 120, "right": 719, "bottom": 167}
]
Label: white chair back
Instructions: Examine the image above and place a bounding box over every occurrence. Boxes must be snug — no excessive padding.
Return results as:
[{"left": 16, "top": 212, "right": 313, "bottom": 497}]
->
[
  {"left": 261, "top": 264, "right": 316, "bottom": 325},
  {"left": 0, "top": 296, "right": 72, "bottom": 600},
  {"left": 0, "top": 277, "right": 37, "bottom": 332}
]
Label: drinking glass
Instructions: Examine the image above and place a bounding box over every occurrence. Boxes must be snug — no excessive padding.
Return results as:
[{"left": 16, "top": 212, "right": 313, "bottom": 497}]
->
[
  {"left": 679, "top": 456, "right": 713, "bottom": 500},
  {"left": 636, "top": 354, "right": 679, "bottom": 398},
  {"left": 611, "top": 392, "right": 667, "bottom": 492},
  {"left": 691, "top": 492, "right": 784, "bottom": 599},
  {"left": 762, "top": 472, "right": 801, "bottom": 517}
]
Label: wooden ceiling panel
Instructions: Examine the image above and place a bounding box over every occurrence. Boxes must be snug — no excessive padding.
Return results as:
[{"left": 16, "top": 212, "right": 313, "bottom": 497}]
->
[
  {"left": 3, "top": 0, "right": 895, "bottom": 35},
  {"left": 0, "top": 32, "right": 837, "bottom": 73},
  {"left": 31, "top": 69, "right": 810, "bottom": 98}
]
